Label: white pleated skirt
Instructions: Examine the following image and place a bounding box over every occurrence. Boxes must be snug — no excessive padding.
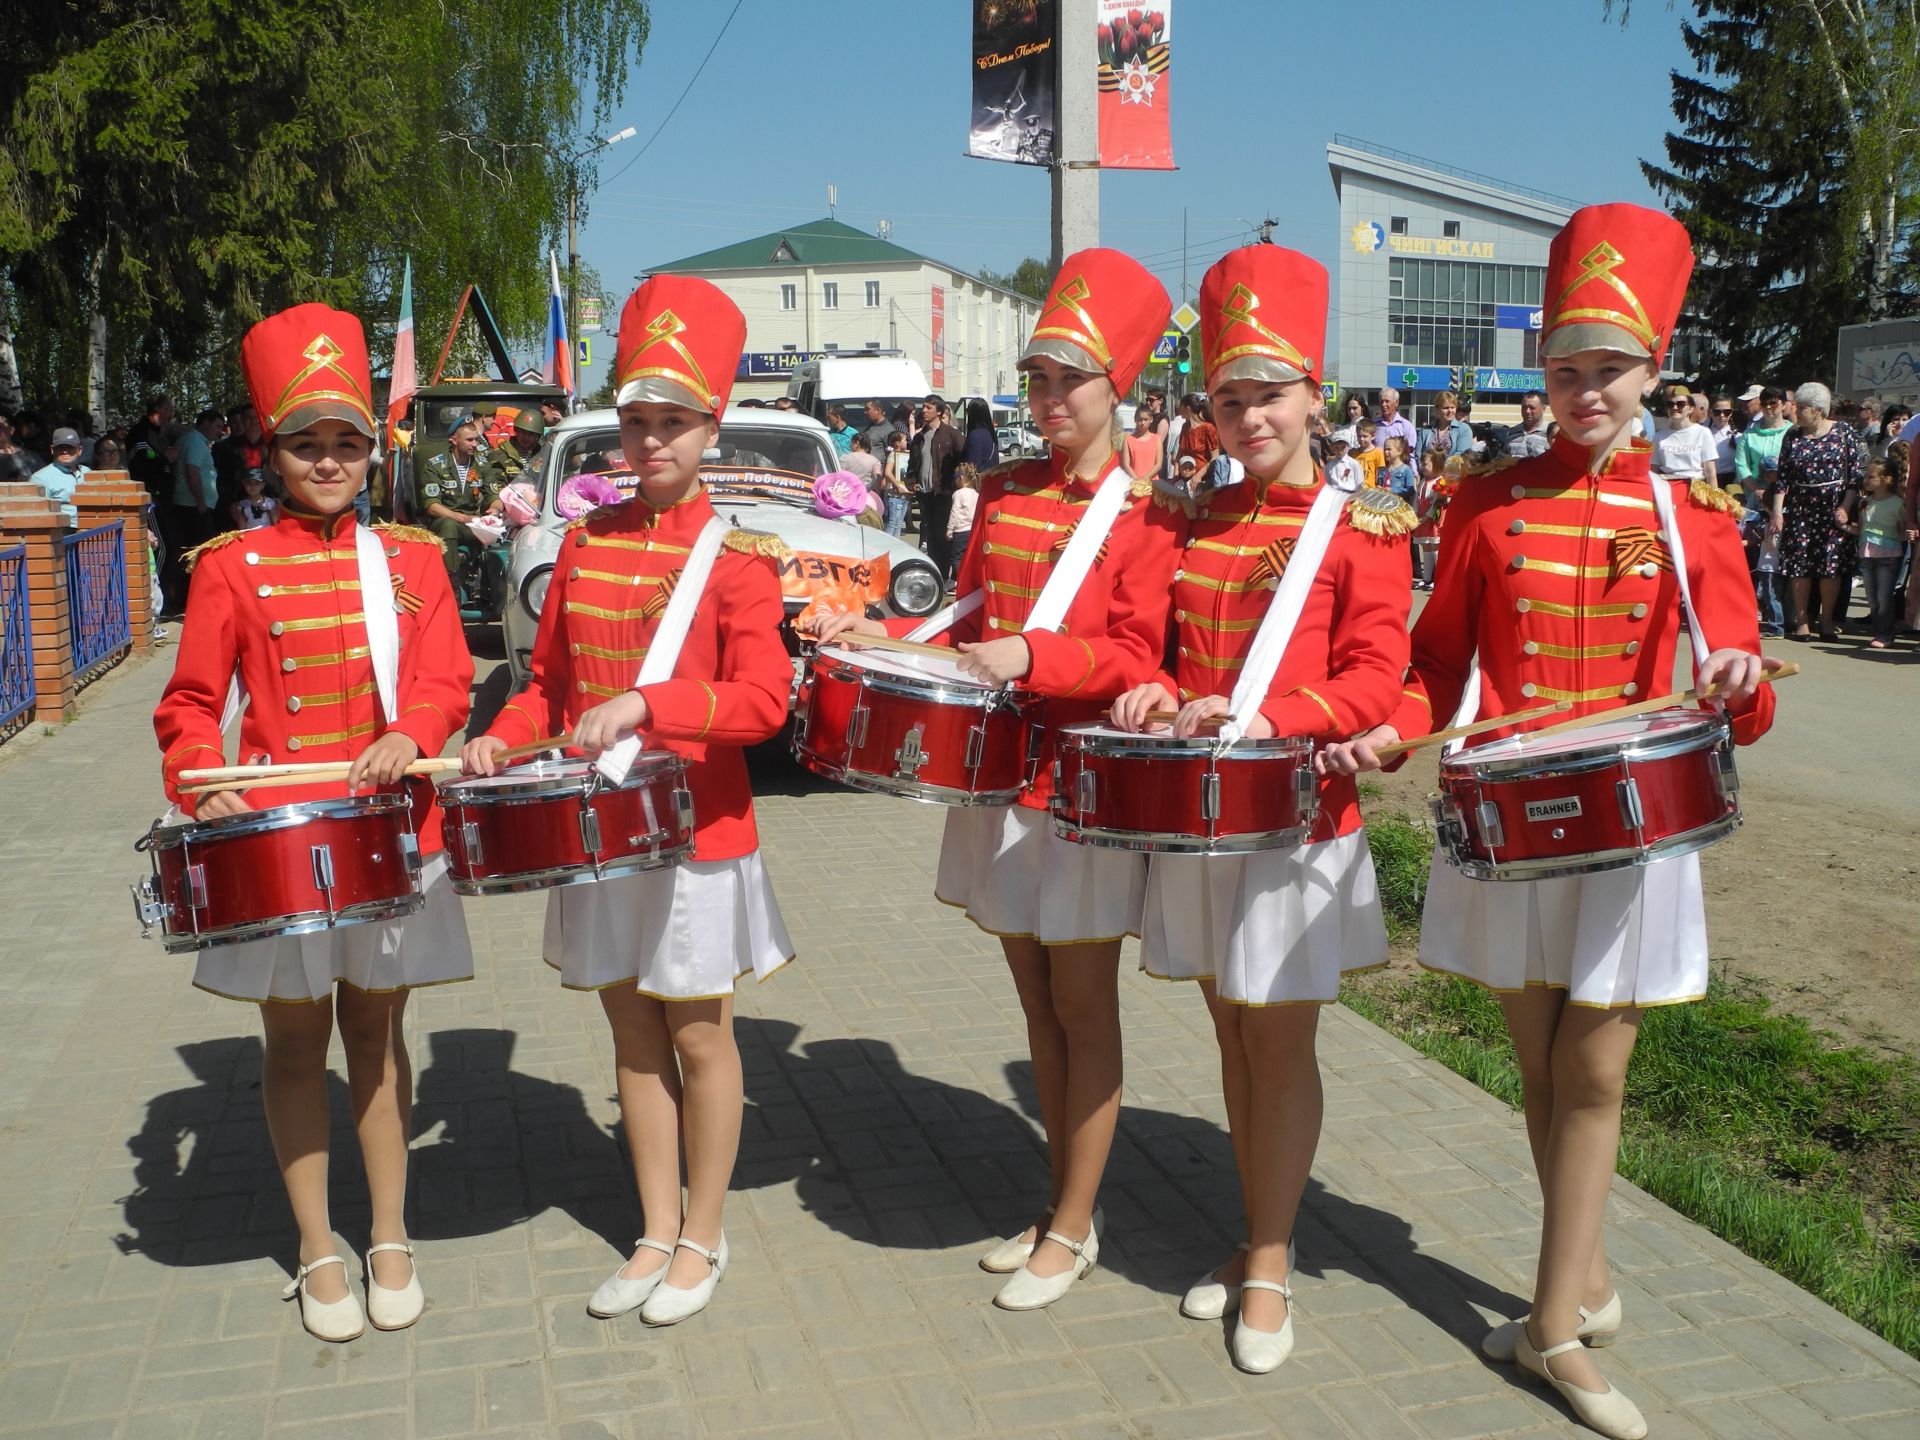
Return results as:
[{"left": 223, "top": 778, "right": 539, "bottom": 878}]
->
[
  {"left": 193, "top": 854, "right": 474, "bottom": 1005},
  {"left": 1139, "top": 830, "right": 1387, "bottom": 1005},
  {"left": 541, "top": 850, "right": 794, "bottom": 999},
  {"left": 1419, "top": 847, "right": 1708, "bottom": 1009},
  {"left": 935, "top": 804, "right": 1145, "bottom": 946}
]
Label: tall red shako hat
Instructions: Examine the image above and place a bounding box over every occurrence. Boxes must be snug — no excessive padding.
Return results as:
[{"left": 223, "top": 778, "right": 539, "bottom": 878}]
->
[
  {"left": 240, "top": 304, "right": 378, "bottom": 439},
  {"left": 1539, "top": 203, "right": 1694, "bottom": 368},
  {"left": 1020, "top": 248, "right": 1172, "bottom": 396},
  {"left": 614, "top": 275, "right": 747, "bottom": 417},
  {"left": 1198, "top": 244, "right": 1328, "bottom": 391}
]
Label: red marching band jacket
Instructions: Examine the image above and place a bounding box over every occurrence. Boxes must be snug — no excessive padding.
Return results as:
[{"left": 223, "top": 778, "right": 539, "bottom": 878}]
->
[
  {"left": 887, "top": 452, "right": 1184, "bottom": 810},
  {"left": 484, "top": 489, "right": 791, "bottom": 862},
  {"left": 1384, "top": 437, "right": 1776, "bottom": 756},
  {"left": 1150, "top": 477, "right": 1416, "bottom": 842},
  {"left": 153, "top": 512, "right": 475, "bottom": 851}
]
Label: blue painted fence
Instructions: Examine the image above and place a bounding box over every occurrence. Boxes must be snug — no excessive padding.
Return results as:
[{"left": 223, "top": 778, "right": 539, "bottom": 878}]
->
[{"left": 62, "top": 520, "right": 130, "bottom": 688}]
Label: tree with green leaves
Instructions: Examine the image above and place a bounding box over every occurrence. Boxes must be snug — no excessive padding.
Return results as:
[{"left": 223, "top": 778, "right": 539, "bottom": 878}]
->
[
  {"left": 980, "top": 257, "right": 1052, "bottom": 301},
  {"left": 1620, "top": 0, "right": 1919, "bottom": 386},
  {"left": 0, "top": 0, "right": 649, "bottom": 423}
]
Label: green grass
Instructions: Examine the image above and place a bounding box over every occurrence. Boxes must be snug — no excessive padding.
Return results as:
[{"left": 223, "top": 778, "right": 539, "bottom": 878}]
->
[{"left": 1352, "top": 812, "right": 1920, "bottom": 1359}]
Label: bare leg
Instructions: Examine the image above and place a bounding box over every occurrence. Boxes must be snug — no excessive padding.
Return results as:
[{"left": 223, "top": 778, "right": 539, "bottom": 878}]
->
[
  {"left": 1235, "top": 1005, "right": 1324, "bottom": 1331},
  {"left": 1202, "top": 982, "right": 1253, "bottom": 1287},
  {"left": 662, "top": 996, "right": 742, "bottom": 1288},
  {"left": 1525, "top": 1004, "right": 1643, "bottom": 1393},
  {"left": 1789, "top": 576, "right": 1812, "bottom": 632},
  {"left": 1025, "top": 939, "right": 1123, "bottom": 1279},
  {"left": 1003, "top": 935, "right": 1069, "bottom": 1240},
  {"left": 1817, "top": 576, "right": 1842, "bottom": 633},
  {"left": 334, "top": 986, "right": 416, "bottom": 1289},
  {"left": 598, "top": 986, "right": 683, "bottom": 1281},
  {"left": 260, "top": 999, "right": 346, "bottom": 1302},
  {"left": 1501, "top": 989, "right": 1613, "bottom": 1308}
]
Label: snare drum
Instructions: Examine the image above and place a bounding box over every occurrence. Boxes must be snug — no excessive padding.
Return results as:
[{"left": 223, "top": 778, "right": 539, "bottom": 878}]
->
[
  {"left": 1433, "top": 708, "right": 1739, "bottom": 881},
  {"left": 794, "top": 644, "right": 1042, "bottom": 806},
  {"left": 131, "top": 794, "right": 423, "bottom": 955},
  {"left": 1050, "top": 725, "right": 1319, "bottom": 854},
  {"left": 438, "top": 755, "right": 694, "bottom": 895}
]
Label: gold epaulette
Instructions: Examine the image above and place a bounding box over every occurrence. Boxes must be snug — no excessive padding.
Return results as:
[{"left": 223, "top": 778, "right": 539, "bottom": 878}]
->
[
  {"left": 1127, "top": 473, "right": 1154, "bottom": 499},
  {"left": 1688, "top": 478, "right": 1742, "bottom": 515},
  {"left": 1449, "top": 453, "right": 1520, "bottom": 480},
  {"left": 1345, "top": 489, "right": 1418, "bottom": 537},
  {"left": 182, "top": 531, "right": 244, "bottom": 572},
  {"left": 724, "top": 528, "right": 793, "bottom": 561},
  {"left": 374, "top": 522, "right": 447, "bottom": 553},
  {"left": 1150, "top": 483, "right": 1202, "bottom": 518}
]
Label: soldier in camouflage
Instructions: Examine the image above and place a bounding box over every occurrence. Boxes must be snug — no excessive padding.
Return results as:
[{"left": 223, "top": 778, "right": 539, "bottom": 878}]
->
[{"left": 418, "top": 420, "right": 498, "bottom": 580}]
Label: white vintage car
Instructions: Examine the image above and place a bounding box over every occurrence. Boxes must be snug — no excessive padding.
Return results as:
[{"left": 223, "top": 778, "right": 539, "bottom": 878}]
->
[{"left": 501, "top": 407, "right": 944, "bottom": 687}]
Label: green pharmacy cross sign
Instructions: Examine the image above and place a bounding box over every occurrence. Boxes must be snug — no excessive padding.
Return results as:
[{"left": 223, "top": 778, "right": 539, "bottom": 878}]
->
[{"left": 1401, "top": 368, "right": 1421, "bottom": 387}]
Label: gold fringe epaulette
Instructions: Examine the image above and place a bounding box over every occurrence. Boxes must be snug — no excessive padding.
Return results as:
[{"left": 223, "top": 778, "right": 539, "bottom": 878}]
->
[
  {"left": 1688, "top": 478, "right": 1742, "bottom": 515},
  {"left": 374, "top": 522, "right": 447, "bottom": 553},
  {"left": 182, "top": 530, "right": 245, "bottom": 572},
  {"left": 1448, "top": 453, "right": 1520, "bottom": 481},
  {"left": 1345, "top": 489, "right": 1418, "bottom": 537},
  {"left": 1127, "top": 473, "right": 1155, "bottom": 499},
  {"left": 724, "top": 528, "right": 793, "bottom": 561},
  {"left": 1150, "top": 482, "right": 1202, "bottom": 518}
]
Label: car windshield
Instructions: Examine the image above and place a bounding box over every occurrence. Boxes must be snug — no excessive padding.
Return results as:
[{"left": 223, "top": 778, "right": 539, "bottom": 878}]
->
[
  {"left": 546, "top": 424, "right": 832, "bottom": 512},
  {"left": 419, "top": 396, "right": 540, "bottom": 442}
]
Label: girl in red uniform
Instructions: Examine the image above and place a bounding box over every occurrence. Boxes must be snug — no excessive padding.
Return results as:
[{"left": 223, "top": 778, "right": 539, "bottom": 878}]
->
[
  {"left": 154, "top": 304, "right": 476, "bottom": 1341},
  {"left": 1326, "top": 206, "right": 1777, "bottom": 1438},
  {"left": 462, "top": 276, "right": 792, "bottom": 1327},
  {"left": 1109, "top": 246, "right": 1415, "bottom": 1372},
  {"left": 814, "top": 249, "right": 1179, "bottom": 1310}
]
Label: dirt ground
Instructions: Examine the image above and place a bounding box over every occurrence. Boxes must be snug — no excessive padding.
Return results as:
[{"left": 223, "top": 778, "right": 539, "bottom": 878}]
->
[{"left": 1366, "top": 624, "right": 1920, "bottom": 1060}]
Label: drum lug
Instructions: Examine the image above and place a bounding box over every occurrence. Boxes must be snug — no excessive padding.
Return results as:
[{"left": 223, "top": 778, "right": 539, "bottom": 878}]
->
[
  {"left": 964, "top": 722, "right": 987, "bottom": 771},
  {"left": 1475, "top": 800, "right": 1505, "bottom": 850},
  {"left": 184, "top": 863, "right": 209, "bottom": 911},
  {"left": 1616, "top": 778, "right": 1645, "bottom": 832},
  {"left": 129, "top": 875, "right": 169, "bottom": 938},
  {"left": 1713, "top": 747, "right": 1740, "bottom": 802},
  {"left": 399, "top": 831, "right": 422, "bottom": 873},
  {"left": 1075, "top": 767, "right": 1098, "bottom": 815},
  {"left": 310, "top": 845, "right": 337, "bottom": 922},
  {"left": 1294, "top": 764, "right": 1317, "bottom": 819},
  {"left": 673, "top": 787, "right": 696, "bottom": 835},
  {"left": 893, "top": 722, "right": 929, "bottom": 780},
  {"left": 846, "top": 701, "right": 870, "bottom": 749},
  {"left": 460, "top": 821, "right": 485, "bottom": 866},
  {"left": 1199, "top": 771, "right": 1221, "bottom": 822},
  {"left": 578, "top": 806, "right": 604, "bottom": 858}
]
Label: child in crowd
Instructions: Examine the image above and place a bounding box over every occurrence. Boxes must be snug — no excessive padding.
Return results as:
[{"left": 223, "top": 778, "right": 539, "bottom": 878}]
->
[
  {"left": 230, "top": 469, "right": 279, "bottom": 530},
  {"left": 882, "top": 430, "right": 912, "bottom": 536},
  {"left": 1352, "top": 416, "right": 1384, "bottom": 489},
  {"left": 1382, "top": 434, "right": 1416, "bottom": 503},
  {"left": 1322, "top": 431, "right": 1361, "bottom": 490},
  {"left": 1412, "top": 449, "right": 1447, "bottom": 590},
  {"left": 1742, "top": 479, "right": 1786, "bottom": 638},
  {"left": 945, "top": 463, "right": 979, "bottom": 587},
  {"left": 1854, "top": 459, "right": 1907, "bottom": 649}
]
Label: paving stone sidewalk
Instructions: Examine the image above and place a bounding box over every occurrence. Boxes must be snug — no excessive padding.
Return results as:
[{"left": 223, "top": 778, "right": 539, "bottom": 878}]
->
[{"left": 0, "top": 654, "right": 1916, "bottom": 1439}]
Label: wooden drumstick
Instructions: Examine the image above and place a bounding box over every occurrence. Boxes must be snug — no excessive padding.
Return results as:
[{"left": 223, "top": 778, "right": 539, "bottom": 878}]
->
[
  {"left": 1139, "top": 709, "right": 1225, "bottom": 730},
  {"left": 834, "top": 632, "right": 965, "bottom": 660},
  {"left": 1513, "top": 661, "right": 1798, "bottom": 743},
  {"left": 1372, "top": 700, "right": 1573, "bottom": 761},
  {"left": 183, "top": 734, "right": 573, "bottom": 795}
]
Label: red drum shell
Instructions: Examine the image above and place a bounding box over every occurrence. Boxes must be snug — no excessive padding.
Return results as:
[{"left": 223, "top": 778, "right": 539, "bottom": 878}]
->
[
  {"left": 139, "top": 794, "right": 422, "bottom": 954},
  {"left": 794, "top": 646, "right": 1041, "bottom": 806},
  {"left": 1434, "top": 708, "right": 1739, "bottom": 881},
  {"left": 1050, "top": 726, "right": 1319, "bottom": 854},
  {"left": 438, "top": 755, "right": 694, "bottom": 895}
]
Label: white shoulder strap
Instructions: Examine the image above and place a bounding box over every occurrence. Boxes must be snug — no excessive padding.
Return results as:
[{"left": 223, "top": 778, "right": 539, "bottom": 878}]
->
[
  {"left": 1648, "top": 476, "right": 1708, "bottom": 683},
  {"left": 1023, "top": 462, "right": 1133, "bottom": 635},
  {"left": 1220, "top": 481, "right": 1348, "bottom": 743},
  {"left": 352, "top": 524, "right": 400, "bottom": 724},
  {"left": 595, "top": 515, "right": 731, "bottom": 784}
]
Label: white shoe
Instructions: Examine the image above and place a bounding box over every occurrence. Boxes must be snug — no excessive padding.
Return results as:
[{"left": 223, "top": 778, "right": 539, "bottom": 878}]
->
[
  {"left": 979, "top": 1206, "right": 1101, "bottom": 1274},
  {"left": 282, "top": 1255, "right": 364, "bottom": 1342},
  {"left": 588, "top": 1237, "right": 677, "bottom": 1318},
  {"left": 1181, "top": 1239, "right": 1295, "bottom": 1321},
  {"left": 1483, "top": 1291, "right": 1621, "bottom": 1361},
  {"left": 1230, "top": 1279, "right": 1294, "bottom": 1373},
  {"left": 364, "top": 1242, "right": 424, "bottom": 1331},
  {"left": 640, "top": 1235, "right": 728, "bottom": 1327},
  {"left": 1515, "top": 1327, "right": 1648, "bottom": 1440},
  {"left": 993, "top": 1225, "right": 1097, "bottom": 1311}
]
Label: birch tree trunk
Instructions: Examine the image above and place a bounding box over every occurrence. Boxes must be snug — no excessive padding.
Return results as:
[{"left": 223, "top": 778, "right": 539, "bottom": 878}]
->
[{"left": 85, "top": 245, "right": 108, "bottom": 430}]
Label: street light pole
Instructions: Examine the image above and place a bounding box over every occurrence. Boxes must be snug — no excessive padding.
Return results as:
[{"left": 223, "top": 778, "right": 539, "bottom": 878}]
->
[{"left": 566, "top": 125, "right": 636, "bottom": 372}]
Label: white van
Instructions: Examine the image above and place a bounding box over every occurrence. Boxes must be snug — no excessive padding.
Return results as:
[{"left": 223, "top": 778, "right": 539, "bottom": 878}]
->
[{"left": 787, "top": 353, "right": 931, "bottom": 426}]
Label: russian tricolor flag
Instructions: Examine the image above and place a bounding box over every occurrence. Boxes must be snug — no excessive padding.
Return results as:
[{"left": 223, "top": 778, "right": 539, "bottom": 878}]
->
[
  {"left": 387, "top": 256, "right": 415, "bottom": 439},
  {"left": 545, "top": 250, "right": 573, "bottom": 403}
]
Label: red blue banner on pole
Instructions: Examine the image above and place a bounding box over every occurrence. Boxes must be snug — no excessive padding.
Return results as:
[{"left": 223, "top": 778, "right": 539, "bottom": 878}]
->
[
  {"left": 545, "top": 250, "right": 573, "bottom": 401},
  {"left": 386, "top": 256, "right": 415, "bottom": 440},
  {"left": 1095, "top": 2, "right": 1174, "bottom": 170}
]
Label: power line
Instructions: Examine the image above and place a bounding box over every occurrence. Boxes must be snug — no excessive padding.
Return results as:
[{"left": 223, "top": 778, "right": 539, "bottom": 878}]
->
[{"left": 598, "top": 0, "right": 747, "bottom": 190}]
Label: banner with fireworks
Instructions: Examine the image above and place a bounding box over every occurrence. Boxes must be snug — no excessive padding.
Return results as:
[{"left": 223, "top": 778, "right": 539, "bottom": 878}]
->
[
  {"left": 1096, "top": 3, "right": 1174, "bottom": 170},
  {"left": 968, "top": 0, "right": 1057, "bottom": 167}
]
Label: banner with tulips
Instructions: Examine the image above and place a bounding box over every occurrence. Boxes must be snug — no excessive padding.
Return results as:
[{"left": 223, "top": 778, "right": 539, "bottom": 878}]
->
[{"left": 1095, "top": 3, "right": 1174, "bottom": 170}]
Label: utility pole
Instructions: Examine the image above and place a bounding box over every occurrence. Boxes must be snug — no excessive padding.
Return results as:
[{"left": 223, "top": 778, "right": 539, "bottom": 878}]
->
[
  {"left": 565, "top": 126, "right": 636, "bottom": 366},
  {"left": 1181, "top": 207, "right": 1188, "bottom": 305},
  {"left": 1256, "top": 216, "right": 1279, "bottom": 245},
  {"left": 1050, "top": 0, "right": 1099, "bottom": 272}
]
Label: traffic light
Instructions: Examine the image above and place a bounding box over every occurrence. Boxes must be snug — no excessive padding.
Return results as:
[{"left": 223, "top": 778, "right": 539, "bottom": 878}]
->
[
  {"left": 1447, "top": 366, "right": 1462, "bottom": 390},
  {"left": 1175, "top": 335, "right": 1192, "bottom": 375},
  {"left": 1018, "top": 371, "right": 1029, "bottom": 400}
]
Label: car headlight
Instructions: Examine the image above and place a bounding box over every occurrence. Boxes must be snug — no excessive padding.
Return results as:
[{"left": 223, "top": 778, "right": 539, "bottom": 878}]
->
[
  {"left": 890, "top": 559, "right": 943, "bottom": 616},
  {"left": 520, "top": 564, "right": 553, "bottom": 621}
]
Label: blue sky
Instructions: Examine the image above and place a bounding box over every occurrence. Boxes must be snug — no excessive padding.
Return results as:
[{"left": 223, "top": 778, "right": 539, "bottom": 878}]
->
[{"left": 573, "top": 0, "right": 1692, "bottom": 370}]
